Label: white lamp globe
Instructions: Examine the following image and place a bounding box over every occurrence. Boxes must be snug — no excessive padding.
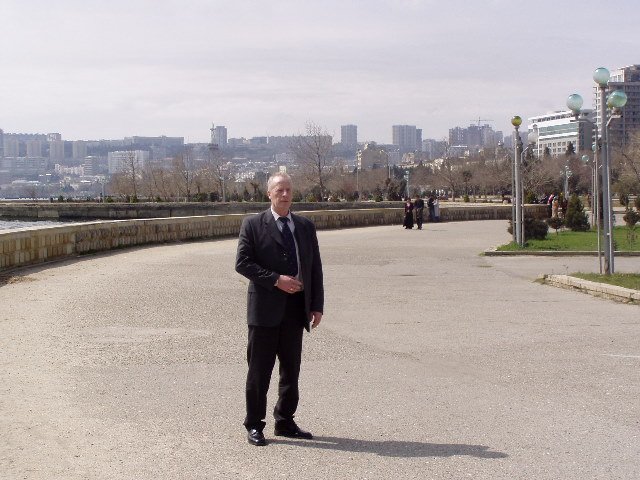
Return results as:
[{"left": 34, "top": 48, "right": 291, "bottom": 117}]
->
[
  {"left": 566, "top": 93, "right": 583, "bottom": 113},
  {"left": 593, "top": 67, "right": 610, "bottom": 87},
  {"left": 607, "top": 90, "right": 628, "bottom": 109}
]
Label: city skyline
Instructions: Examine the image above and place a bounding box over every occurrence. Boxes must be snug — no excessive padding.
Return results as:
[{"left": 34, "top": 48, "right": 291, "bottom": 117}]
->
[{"left": 2, "top": 0, "right": 639, "bottom": 143}]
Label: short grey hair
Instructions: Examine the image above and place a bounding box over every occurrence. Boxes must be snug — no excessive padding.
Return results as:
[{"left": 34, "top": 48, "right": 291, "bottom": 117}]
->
[{"left": 267, "top": 172, "right": 292, "bottom": 192}]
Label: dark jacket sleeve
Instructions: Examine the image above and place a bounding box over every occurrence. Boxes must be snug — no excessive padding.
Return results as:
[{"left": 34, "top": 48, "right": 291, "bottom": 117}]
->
[
  {"left": 307, "top": 220, "right": 324, "bottom": 314},
  {"left": 235, "top": 215, "right": 279, "bottom": 289}
]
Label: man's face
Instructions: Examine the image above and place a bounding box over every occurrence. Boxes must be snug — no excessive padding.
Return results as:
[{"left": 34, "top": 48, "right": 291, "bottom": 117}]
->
[{"left": 268, "top": 177, "right": 293, "bottom": 215}]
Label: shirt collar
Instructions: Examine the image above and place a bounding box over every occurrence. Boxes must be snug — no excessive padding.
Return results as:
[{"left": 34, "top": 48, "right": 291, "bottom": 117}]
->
[{"left": 270, "top": 207, "right": 291, "bottom": 223}]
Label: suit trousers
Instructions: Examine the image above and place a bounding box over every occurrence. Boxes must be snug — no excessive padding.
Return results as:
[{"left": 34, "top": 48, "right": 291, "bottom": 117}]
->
[{"left": 244, "top": 292, "right": 305, "bottom": 431}]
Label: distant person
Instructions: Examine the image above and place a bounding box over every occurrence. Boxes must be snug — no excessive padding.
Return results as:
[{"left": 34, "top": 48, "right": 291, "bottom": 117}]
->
[
  {"left": 552, "top": 195, "right": 559, "bottom": 218},
  {"left": 561, "top": 195, "right": 568, "bottom": 218},
  {"left": 427, "top": 195, "right": 436, "bottom": 222},
  {"left": 403, "top": 197, "right": 414, "bottom": 229},
  {"left": 414, "top": 196, "right": 425, "bottom": 230},
  {"left": 546, "top": 194, "right": 554, "bottom": 218},
  {"left": 433, "top": 197, "right": 440, "bottom": 222}
]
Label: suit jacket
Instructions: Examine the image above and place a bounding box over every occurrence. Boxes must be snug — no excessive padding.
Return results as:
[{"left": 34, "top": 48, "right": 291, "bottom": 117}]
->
[{"left": 235, "top": 209, "right": 324, "bottom": 331}]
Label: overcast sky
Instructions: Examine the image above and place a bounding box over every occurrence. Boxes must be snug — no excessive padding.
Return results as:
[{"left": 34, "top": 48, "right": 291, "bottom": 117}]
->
[{"left": 1, "top": 0, "right": 638, "bottom": 144}]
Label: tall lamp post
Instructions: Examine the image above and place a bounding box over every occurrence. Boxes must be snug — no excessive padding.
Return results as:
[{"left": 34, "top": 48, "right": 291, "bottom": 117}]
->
[
  {"left": 511, "top": 116, "right": 522, "bottom": 244},
  {"left": 510, "top": 116, "right": 538, "bottom": 247},
  {"left": 582, "top": 153, "right": 602, "bottom": 273},
  {"left": 566, "top": 68, "right": 627, "bottom": 274}
]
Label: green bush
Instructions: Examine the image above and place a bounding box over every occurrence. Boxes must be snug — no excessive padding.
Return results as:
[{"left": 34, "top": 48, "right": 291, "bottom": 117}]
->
[
  {"left": 525, "top": 192, "right": 537, "bottom": 204},
  {"left": 635, "top": 196, "right": 640, "bottom": 211},
  {"left": 463, "top": 194, "right": 470, "bottom": 202},
  {"left": 623, "top": 209, "right": 640, "bottom": 228},
  {"left": 507, "top": 217, "right": 549, "bottom": 240},
  {"left": 547, "top": 216, "right": 564, "bottom": 235},
  {"left": 565, "top": 194, "right": 590, "bottom": 231}
]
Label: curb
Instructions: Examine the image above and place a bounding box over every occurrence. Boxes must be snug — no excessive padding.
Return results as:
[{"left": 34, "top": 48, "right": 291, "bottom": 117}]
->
[
  {"left": 542, "top": 274, "right": 640, "bottom": 304},
  {"left": 484, "top": 249, "right": 640, "bottom": 257}
]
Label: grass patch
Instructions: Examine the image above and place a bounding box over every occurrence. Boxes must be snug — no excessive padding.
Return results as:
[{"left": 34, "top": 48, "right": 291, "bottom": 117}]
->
[
  {"left": 572, "top": 272, "right": 640, "bottom": 291},
  {"left": 497, "top": 226, "right": 640, "bottom": 252}
]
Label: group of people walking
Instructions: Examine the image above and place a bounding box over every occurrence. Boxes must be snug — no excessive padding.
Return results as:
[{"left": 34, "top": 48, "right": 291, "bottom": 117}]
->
[
  {"left": 543, "top": 193, "right": 568, "bottom": 219},
  {"left": 403, "top": 195, "right": 440, "bottom": 230}
]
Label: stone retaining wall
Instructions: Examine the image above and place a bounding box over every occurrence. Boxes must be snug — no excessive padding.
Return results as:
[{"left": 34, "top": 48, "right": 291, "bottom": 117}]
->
[{"left": 0, "top": 205, "right": 546, "bottom": 271}]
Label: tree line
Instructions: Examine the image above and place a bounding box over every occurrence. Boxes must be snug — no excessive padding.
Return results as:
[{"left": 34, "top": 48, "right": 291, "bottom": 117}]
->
[{"left": 106, "top": 124, "right": 640, "bottom": 204}]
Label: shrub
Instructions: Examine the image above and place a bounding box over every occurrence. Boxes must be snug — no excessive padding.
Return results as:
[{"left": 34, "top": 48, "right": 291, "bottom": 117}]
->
[
  {"left": 564, "top": 194, "right": 590, "bottom": 231},
  {"left": 623, "top": 209, "right": 640, "bottom": 228},
  {"left": 547, "top": 216, "right": 564, "bottom": 235},
  {"left": 635, "top": 196, "right": 640, "bottom": 211},
  {"left": 463, "top": 194, "right": 470, "bottom": 202},
  {"left": 524, "top": 217, "right": 549, "bottom": 240},
  {"left": 105, "top": 196, "right": 114, "bottom": 203},
  {"left": 507, "top": 217, "right": 549, "bottom": 240},
  {"left": 525, "top": 192, "right": 537, "bottom": 204}
]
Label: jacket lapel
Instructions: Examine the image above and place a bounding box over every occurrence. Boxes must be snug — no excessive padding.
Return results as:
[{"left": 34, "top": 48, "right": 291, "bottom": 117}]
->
[
  {"left": 292, "top": 215, "right": 308, "bottom": 262},
  {"left": 263, "top": 210, "right": 285, "bottom": 248}
]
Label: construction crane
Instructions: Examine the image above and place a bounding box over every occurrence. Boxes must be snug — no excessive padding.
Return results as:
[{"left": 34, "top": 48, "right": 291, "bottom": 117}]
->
[{"left": 471, "top": 117, "right": 493, "bottom": 127}]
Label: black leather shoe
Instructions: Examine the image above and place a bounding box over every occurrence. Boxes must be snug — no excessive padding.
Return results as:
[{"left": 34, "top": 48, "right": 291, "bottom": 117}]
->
[
  {"left": 247, "top": 429, "right": 267, "bottom": 446},
  {"left": 274, "top": 422, "right": 313, "bottom": 440}
]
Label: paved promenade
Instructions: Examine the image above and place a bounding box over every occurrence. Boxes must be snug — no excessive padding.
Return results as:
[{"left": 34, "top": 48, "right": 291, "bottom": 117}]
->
[{"left": 1, "top": 219, "right": 639, "bottom": 479}]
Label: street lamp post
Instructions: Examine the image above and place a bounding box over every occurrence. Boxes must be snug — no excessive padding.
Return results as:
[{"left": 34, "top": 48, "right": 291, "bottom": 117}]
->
[
  {"left": 566, "top": 68, "right": 628, "bottom": 274},
  {"left": 510, "top": 116, "right": 538, "bottom": 247},
  {"left": 582, "top": 153, "right": 602, "bottom": 273},
  {"left": 404, "top": 170, "right": 410, "bottom": 199},
  {"left": 511, "top": 116, "right": 522, "bottom": 245},
  {"left": 561, "top": 165, "right": 572, "bottom": 200}
]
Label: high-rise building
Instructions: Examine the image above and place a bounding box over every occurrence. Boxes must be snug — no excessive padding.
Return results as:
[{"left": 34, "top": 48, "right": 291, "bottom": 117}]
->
[
  {"left": 83, "top": 156, "right": 100, "bottom": 176},
  {"left": 72, "top": 141, "right": 88, "bottom": 159},
  {"left": 210, "top": 124, "right": 228, "bottom": 149},
  {"left": 26, "top": 139, "right": 43, "bottom": 158},
  {"left": 392, "top": 125, "right": 420, "bottom": 152},
  {"left": 596, "top": 64, "right": 640, "bottom": 150},
  {"left": 448, "top": 127, "right": 466, "bottom": 146},
  {"left": 4, "top": 137, "right": 19, "bottom": 157},
  {"left": 341, "top": 125, "right": 358, "bottom": 148},
  {"left": 528, "top": 110, "right": 595, "bottom": 157},
  {"left": 49, "top": 133, "right": 65, "bottom": 163}
]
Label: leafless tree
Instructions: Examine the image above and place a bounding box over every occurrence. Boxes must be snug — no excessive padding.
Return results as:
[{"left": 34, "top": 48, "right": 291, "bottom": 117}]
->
[
  {"left": 200, "top": 145, "right": 235, "bottom": 201},
  {"left": 172, "top": 147, "right": 196, "bottom": 201},
  {"left": 290, "top": 122, "right": 333, "bottom": 201},
  {"left": 617, "top": 131, "right": 640, "bottom": 187},
  {"left": 436, "top": 157, "right": 462, "bottom": 200},
  {"left": 120, "top": 151, "right": 141, "bottom": 199}
]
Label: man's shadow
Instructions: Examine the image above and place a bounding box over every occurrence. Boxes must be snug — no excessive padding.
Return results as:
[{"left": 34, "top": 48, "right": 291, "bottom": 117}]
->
[{"left": 270, "top": 436, "right": 508, "bottom": 459}]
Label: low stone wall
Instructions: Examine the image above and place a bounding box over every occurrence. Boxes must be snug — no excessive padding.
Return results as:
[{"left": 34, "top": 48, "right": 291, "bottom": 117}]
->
[
  {"left": 0, "top": 201, "right": 401, "bottom": 220},
  {"left": 0, "top": 200, "right": 542, "bottom": 221},
  {"left": 0, "top": 205, "right": 546, "bottom": 271}
]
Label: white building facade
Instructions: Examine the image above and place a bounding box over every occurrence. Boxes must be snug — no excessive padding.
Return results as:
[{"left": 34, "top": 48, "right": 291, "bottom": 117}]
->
[
  {"left": 528, "top": 110, "right": 595, "bottom": 157},
  {"left": 107, "top": 150, "right": 149, "bottom": 174}
]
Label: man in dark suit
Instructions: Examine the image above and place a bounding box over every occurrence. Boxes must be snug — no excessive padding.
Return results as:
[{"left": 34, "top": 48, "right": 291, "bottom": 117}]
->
[{"left": 235, "top": 172, "right": 324, "bottom": 447}]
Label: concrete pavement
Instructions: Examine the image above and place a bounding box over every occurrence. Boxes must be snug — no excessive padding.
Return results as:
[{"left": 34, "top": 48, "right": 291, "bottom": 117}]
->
[{"left": 1, "top": 219, "right": 639, "bottom": 479}]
